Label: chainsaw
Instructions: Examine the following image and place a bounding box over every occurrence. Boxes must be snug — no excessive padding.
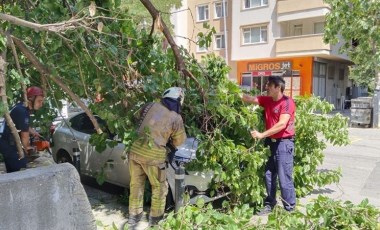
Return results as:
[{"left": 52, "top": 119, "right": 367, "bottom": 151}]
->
[{"left": 31, "top": 136, "right": 52, "bottom": 155}]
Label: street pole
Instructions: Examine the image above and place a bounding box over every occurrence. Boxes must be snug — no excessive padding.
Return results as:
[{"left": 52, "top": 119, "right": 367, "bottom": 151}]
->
[
  {"left": 372, "top": 71, "right": 380, "bottom": 128},
  {"left": 73, "top": 147, "right": 81, "bottom": 173},
  {"left": 174, "top": 163, "right": 185, "bottom": 213}
]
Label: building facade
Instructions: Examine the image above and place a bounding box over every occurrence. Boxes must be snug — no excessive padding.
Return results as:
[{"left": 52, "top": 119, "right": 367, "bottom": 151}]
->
[{"left": 172, "top": 0, "right": 353, "bottom": 109}]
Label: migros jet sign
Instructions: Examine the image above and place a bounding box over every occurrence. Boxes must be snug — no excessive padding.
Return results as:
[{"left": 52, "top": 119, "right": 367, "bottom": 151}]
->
[{"left": 247, "top": 61, "right": 292, "bottom": 71}]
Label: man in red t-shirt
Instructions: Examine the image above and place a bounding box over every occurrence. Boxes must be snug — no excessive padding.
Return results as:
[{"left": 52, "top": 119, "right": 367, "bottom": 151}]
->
[{"left": 242, "top": 76, "right": 296, "bottom": 215}]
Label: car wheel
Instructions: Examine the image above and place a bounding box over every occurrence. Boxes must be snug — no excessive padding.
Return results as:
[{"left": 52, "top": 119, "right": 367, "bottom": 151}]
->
[{"left": 56, "top": 150, "right": 73, "bottom": 164}]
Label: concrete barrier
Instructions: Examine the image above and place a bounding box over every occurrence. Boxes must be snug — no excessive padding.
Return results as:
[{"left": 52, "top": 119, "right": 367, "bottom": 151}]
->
[{"left": 0, "top": 163, "right": 96, "bottom": 230}]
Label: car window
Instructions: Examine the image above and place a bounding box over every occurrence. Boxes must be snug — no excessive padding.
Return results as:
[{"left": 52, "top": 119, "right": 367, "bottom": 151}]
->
[
  {"left": 70, "top": 113, "right": 115, "bottom": 138},
  {"left": 70, "top": 113, "right": 95, "bottom": 134}
]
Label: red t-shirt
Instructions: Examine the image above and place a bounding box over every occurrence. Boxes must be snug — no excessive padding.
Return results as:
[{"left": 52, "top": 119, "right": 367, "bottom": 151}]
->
[{"left": 257, "top": 95, "right": 295, "bottom": 139}]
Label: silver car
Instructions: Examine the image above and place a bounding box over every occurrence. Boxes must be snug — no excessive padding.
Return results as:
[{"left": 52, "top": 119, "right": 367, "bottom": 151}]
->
[{"left": 51, "top": 111, "right": 227, "bottom": 205}]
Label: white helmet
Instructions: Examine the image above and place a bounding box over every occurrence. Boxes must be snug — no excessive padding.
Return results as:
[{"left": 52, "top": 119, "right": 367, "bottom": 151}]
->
[{"left": 162, "top": 87, "right": 185, "bottom": 105}]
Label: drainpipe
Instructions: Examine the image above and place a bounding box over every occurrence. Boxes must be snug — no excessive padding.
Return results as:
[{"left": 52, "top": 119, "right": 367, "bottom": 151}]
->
[{"left": 223, "top": 0, "right": 228, "bottom": 66}]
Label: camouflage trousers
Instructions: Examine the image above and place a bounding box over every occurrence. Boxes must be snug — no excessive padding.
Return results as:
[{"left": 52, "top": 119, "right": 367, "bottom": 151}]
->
[{"left": 128, "top": 157, "right": 168, "bottom": 218}]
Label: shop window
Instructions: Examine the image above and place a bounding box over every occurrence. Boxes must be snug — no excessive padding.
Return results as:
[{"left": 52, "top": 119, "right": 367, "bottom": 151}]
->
[
  {"left": 244, "top": 0, "right": 268, "bottom": 9},
  {"left": 328, "top": 66, "right": 335, "bottom": 79},
  {"left": 339, "top": 69, "right": 345, "bottom": 81},
  {"left": 241, "top": 72, "right": 300, "bottom": 97},
  {"left": 215, "top": 34, "right": 226, "bottom": 49},
  {"left": 241, "top": 74, "right": 252, "bottom": 87},
  {"left": 197, "top": 4, "right": 209, "bottom": 22},
  {"left": 243, "top": 25, "right": 267, "bottom": 44},
  {"left": 313, "top": 62, "right": 327, "bottom": 98},
  {"left": 215, "top": 1, "right": 227, "bottom": 18}
]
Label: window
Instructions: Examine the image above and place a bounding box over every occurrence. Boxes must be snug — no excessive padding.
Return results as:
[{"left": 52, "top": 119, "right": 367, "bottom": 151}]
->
[
  {"left": 70, "top": 113, "right": 96, "bottom": 134},
  {"left": 328, "top": 66, "right": 335, "bottom": 79},
  {"left": 197, "top": 36, "right": 208, "bottom": 52},
  {"left": 70, "top": 113, "right": 114, "bottom": 138},
  {"left": 197, "top": 4, "right": 209, "bottom": 21},
  {"left": 215, "top": 34, "right": 226, "bottom": 49},
  {"left": 215, "top": 1, "right": 227, "bottom": 18},
  {"left": 243, "top": 26, "right": 267, "bottom": 44},
  {"left": 244, "top": 0, "right": 268, "bottom": 9},
  {"left": 314, "top": 22, "right": 324, "bottom": 34},
  {"left": 339, "top": 69, "right": 345, "bottom": 81},
  {"left": 313, "top": 62, "right": 327, "bottom": 97},
  {"left": 293, "top": 24, "right": 302, "bottom": 36}
]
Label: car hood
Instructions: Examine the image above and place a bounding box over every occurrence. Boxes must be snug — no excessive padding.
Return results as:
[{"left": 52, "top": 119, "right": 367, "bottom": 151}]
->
[{"left": 173, "top": 137, "right": 198, "bottom": 163}]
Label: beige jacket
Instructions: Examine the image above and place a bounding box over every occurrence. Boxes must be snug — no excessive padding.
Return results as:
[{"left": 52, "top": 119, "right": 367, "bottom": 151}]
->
[{"left": 130, "top": 102, "right": 186, "bottom": 164}]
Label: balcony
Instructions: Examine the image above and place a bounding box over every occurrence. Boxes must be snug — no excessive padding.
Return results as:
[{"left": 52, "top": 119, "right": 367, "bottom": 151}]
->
[
  {"left": 276, "top": 34, "right": 332, "bottom": 57},
  {"left": 277, "top": 0, "right": 330, "bottom": 22}
]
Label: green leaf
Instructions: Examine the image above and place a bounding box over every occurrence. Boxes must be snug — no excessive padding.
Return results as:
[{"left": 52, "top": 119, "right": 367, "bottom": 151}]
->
[{"left": 196, "top": 198, "right": 205, "bottom": 208}]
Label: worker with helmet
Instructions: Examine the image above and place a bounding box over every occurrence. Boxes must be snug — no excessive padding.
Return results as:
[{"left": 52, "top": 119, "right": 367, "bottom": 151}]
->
[
  {"left": 128, "top": 87, "right": 187, "bottom": 228},
  {"left": 0, "top": 86, "right": 45, "bottom": 173}
]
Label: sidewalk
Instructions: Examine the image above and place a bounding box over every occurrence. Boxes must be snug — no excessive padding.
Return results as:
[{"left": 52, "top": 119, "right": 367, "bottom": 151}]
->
[{"left": 299, "top": 127, "right": 380, "bottom": 207}]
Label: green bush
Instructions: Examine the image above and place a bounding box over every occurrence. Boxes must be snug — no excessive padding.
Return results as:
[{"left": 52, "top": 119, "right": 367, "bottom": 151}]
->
[{"left": 158, "top": 196, "right": 380, "bottom": 229}]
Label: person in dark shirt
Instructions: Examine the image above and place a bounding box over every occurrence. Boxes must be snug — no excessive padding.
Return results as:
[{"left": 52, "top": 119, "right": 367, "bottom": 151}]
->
[
  {"left": 242, "top": 76, "right": 296, "bottom": 215},
  {"left": 0, "top": 86, "right": 45, "bottom": 173}
]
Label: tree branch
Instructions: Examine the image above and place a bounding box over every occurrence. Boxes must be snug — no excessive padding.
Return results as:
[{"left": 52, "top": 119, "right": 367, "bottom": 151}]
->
[
  {"left": 0, "top": 13, "right": 80, "bottom": 33},
  {"left": 139, "top": 0, "right": 206, "bottom": 103},
  {"left": 7, "top": 34, "right": 28, "bottom": 106},
  {"left": 11, "top": 36, "right": 103, "bottom": 135}
]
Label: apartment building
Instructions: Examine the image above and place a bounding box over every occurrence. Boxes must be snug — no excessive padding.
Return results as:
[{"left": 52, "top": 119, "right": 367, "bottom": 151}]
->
[{"left": 172, "top": 0, "right": 352, "bottom": 108}]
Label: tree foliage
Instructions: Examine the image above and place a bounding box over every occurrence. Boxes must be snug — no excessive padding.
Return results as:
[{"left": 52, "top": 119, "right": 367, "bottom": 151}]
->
[
  {"left": 159, "top": 196, "right": 380, "bottom": 229},
  {"left": 324, "top": 0, "right": 380, "bottom": 91}
]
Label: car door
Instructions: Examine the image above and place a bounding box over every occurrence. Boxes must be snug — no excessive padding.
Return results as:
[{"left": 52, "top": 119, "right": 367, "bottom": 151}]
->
[
  {"left": 69, "top": 113, "right": 130, "bottom": 187},
  {"left": 68, "top": 113, "right": 106, "bottom": 176}
]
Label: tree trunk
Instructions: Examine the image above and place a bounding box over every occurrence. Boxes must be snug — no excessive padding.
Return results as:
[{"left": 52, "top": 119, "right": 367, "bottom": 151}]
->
[{"left": 0, "top": 41, "right": 24, "bottom": 159}]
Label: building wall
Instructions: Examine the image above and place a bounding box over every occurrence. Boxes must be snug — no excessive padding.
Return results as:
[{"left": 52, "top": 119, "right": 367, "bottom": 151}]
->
[
  {"left": 231, "top": 1, "right": 278, "bottom": 60},
  {"left": 171, "top": 0, "right": 189, "bottom": 49},
  {"left": 186, "top": 0, "right": 232, "bottom": 62},
  {"left": 173, "top": 0, "right": 353, "bottom": 107}
]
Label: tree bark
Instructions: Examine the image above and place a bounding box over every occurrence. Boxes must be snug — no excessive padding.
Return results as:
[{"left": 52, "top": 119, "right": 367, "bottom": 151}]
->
[
  {"left": 11, "top": 36, "right": 103, "bottom": 134},
  {"left": 7, "top": 34, "right": 28, "bottom": 106},
  {"left": 0, "top": 38, "right": 25, "bottom": 159},
  {"left": 0, "top": 13, "right": 77, "bottom": 33},
  {"left": 139, "top": 0, "right": 206, "bottom": 102}
]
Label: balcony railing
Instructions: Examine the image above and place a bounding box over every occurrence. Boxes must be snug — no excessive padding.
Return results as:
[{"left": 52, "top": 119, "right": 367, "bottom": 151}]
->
[
  {"left": 276, "top": 34, "right": 330, "bottom": 56},
  {"left": 277, "top": 0, "right": 330, "bottom": 15}
]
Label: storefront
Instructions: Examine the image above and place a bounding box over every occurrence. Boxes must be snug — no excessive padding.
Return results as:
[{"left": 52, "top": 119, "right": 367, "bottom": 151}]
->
[{"left": 237, "top": 57, "right": 313, "bottom": 97}]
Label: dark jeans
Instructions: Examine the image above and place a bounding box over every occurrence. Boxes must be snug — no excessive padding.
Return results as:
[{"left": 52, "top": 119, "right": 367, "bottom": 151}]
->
[
  {"left": 264, "top": 138, "right": 296, "bottom": 211},
  {"left": 0, "top": 139, "right": 27, "bottom": 173}
]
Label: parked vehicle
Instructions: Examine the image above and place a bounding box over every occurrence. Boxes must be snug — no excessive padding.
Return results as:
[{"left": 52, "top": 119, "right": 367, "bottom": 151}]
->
[{"left": 51, "top": 112, "right": 227, "bottom": 205}]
